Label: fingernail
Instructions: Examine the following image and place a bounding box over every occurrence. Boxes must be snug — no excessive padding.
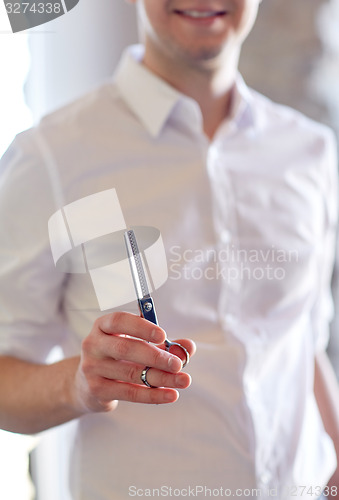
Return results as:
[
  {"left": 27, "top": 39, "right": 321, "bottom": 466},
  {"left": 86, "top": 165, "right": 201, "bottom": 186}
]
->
[
  {"left": 151, "top": 329, "right": 163, "bottom": 343},
  {"left": 164, "top": 392, "right": 174, "bottom": 402},
  {"left": 164, "top": 390, "right": 179, "bottom": 402},
  {"left": 168, "top": 355, "right": 181, "bottom": 371},
  {"left": 175, "top": 374, "right": 186, "bottom": 388}
]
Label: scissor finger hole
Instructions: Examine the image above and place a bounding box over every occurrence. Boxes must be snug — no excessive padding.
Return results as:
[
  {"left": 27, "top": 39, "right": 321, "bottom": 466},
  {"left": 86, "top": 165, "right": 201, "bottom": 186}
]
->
[{"left": 164, "top": 341, "right": 189, "bottom": 368}]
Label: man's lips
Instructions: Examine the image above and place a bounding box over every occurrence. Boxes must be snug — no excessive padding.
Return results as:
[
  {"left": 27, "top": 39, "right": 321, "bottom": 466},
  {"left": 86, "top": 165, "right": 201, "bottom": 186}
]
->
[{"left": 173, "top": 9, "right": 227, "bottom": 19}]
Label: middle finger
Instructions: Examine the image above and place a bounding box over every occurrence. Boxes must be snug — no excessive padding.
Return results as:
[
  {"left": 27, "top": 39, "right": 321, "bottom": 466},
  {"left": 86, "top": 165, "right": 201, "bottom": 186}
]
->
[{"left": 101, "top": 335, "right": 183, "bottom": 373}]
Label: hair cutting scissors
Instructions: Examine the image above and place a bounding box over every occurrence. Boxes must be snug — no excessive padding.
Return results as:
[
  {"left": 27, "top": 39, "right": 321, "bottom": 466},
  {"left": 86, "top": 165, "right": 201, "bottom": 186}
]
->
[{"left": 124, "top": 229, "right": 190, "bottom": 381}]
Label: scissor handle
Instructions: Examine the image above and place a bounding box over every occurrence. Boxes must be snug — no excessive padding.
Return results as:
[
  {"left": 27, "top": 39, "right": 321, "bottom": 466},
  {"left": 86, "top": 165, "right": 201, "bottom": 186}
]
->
[
  {"left": 164, "top": 339, "right": 190, "bottom": 368},
  {"left": 138, "top": 297, "right": 158, "bottom": 325},
  {"left": 138, "top": 297, "right": 189, "bottom": 368}
]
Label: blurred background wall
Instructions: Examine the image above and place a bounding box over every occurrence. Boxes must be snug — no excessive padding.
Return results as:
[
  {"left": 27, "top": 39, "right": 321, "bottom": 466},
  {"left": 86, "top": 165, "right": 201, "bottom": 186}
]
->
[
  {"left": 240, "top": 0, "right": 339, "bottom": 134},
  {"left": 25, "top": 0, "right": 138, "bottom": 120}
]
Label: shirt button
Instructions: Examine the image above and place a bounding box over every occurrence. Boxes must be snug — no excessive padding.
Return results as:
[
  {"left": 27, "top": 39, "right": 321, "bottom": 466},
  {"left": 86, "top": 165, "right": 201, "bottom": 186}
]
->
[
  {"left": 221, "top": 230, "right": 231, "bottom": 243},
  {"left": 223, "top": 313, "right": 237, "bottom": 328},
  {"left": 260, "top": 471, "right": 272, "bottom": 486}
]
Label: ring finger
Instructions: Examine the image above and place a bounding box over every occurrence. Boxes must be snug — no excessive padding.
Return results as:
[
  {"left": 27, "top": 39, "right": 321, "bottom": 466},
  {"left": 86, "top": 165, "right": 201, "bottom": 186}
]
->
[{"left": 99, "top": 359, "right": 192, "bottom": 389}]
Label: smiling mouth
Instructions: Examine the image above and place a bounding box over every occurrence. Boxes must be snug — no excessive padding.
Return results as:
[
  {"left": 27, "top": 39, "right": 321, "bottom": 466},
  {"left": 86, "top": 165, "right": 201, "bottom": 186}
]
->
[{"left": 173, "top": 9, "right": 227, "bottom": 18}]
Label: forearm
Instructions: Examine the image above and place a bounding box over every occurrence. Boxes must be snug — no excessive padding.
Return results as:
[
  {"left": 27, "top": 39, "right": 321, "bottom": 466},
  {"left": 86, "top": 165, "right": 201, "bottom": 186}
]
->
[
  {"left": 0, "top": 355, "right": 85, "bottom": 434},
  {"left": 314, "top": 350, "right": 339, "bottom": 493}
]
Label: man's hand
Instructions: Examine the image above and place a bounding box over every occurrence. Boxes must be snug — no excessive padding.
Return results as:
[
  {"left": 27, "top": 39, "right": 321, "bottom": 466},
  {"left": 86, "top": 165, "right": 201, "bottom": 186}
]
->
[
  {"left": 73, "top": 311, "right": 196, "bottom": 414},
  {"left": 0, "top": 312, "right": 195, "bottom": 434}
]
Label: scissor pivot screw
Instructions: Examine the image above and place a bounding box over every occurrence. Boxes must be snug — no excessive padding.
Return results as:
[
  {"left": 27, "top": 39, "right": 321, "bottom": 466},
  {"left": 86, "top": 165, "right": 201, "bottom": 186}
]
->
[{"left": 144, "top": 302, "right": 153, "bottom": 312}]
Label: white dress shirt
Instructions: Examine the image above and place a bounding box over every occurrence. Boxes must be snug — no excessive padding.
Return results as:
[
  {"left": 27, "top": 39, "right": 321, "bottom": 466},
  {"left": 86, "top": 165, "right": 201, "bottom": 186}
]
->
[{"left": 0, "top": 45, "right": 338, "bottom": 500}]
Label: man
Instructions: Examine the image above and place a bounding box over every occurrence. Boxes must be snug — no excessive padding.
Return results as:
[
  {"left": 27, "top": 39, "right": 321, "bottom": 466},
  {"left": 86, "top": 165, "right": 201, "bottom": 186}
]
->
[{"left": 0, "top": 1, "right": 338, "bottom": 498}]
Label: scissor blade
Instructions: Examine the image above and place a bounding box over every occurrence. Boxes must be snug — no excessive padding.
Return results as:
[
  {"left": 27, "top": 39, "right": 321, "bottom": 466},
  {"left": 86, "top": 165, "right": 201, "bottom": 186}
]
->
[{"left": 124, "top": 229, "right": 150, "bottom": 300}]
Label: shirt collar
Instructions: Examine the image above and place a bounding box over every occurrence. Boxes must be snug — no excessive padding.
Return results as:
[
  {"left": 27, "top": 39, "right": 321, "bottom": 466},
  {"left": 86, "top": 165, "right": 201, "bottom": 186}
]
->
[
  {"left": 113, "top": 44, "right": 256, "bottom": 138},
  {"left": 229, "top": 74, "right": 255, "bottom": 130},
  {"left": 113, "top": 45, "right": 182, "bottom": 137}
]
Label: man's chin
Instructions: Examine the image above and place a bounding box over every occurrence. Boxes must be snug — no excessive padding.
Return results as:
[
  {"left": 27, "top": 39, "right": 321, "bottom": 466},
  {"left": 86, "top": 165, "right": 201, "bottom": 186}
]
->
[{"left": 180, "top": 45, "right": 227, "bottom": 69}]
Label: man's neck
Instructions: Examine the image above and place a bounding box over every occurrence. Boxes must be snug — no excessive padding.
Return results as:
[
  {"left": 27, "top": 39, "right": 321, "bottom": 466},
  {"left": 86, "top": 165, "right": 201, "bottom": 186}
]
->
[{"left": 143, "top": 45, "right": 240, "bottom": 140}]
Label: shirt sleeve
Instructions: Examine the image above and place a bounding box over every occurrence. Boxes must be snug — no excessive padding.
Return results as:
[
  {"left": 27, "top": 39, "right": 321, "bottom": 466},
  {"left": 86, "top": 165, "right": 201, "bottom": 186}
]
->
[
  {"left": 311, "top": 128, "right": 338, "bottom": 353},
  {"left": 0, "top": 129, "right": 68, "bottom": 363}
]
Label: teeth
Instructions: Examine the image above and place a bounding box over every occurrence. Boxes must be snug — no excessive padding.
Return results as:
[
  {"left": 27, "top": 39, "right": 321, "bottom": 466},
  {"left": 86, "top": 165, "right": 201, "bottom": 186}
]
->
[{"left": 180, "top": 10, "right": 221, "bottom": 18}]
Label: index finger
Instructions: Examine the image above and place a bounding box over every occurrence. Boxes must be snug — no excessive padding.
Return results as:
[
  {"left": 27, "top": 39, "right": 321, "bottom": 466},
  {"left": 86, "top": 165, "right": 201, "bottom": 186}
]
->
[{"left": 98, "top": 311, "right": 166, "bottom": 344}]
